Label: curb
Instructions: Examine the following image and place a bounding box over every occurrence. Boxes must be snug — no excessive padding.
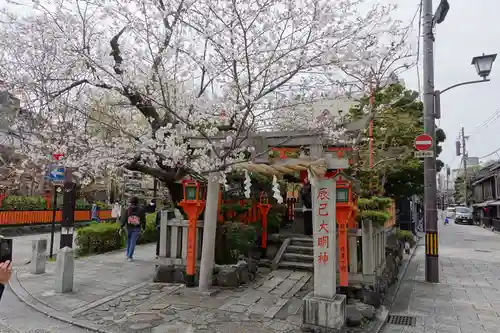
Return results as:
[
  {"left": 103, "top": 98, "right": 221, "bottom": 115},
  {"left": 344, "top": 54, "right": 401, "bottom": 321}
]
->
[
  {"left": 373, "top": 237, "right": 422, "bottom": 333},
  {"left": 369, "top": 306, "right": 389, "bottom": 333},
  {"left": 388, "top": 237, "right": 422, "bottom": 307},
  {"left": 9, "top": 269, "right": 103, "bottom": 333}
]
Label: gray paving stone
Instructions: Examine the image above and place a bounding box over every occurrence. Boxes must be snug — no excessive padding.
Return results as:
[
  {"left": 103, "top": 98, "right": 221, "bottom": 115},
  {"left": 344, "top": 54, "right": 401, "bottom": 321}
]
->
[
  {"left": 283, "top": 275, "right": 311, "bottom": 298},
  {"left": 238, "top": 291, "right": 262, "bottom": 306},
  {"left": 261, "top": 276, "right": 285, "bottom": 290},
  {"left": 270, "top": 278, "right": 297, "bottom": 296},
  {"left": 383, "top": 222, "right": 500, "bottom": 333}
]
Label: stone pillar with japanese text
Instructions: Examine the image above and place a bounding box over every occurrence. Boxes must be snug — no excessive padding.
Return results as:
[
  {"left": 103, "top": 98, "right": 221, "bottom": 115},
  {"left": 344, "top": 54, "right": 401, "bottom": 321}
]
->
[
  {"left": 302, "top": 176, "right": 346, "bottom": 332},
  {"left": 312, "top": 178, "right": 337, "bottom": 297}
]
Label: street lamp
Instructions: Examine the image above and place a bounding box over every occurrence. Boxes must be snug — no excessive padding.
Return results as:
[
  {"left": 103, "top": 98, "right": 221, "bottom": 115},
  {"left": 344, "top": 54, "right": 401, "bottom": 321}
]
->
[
  {"left": 434, "top": 53, "right": 497, "bottom": 119},
  {"left": 471, "top": 53, "right": 497, "bottom": 79}
]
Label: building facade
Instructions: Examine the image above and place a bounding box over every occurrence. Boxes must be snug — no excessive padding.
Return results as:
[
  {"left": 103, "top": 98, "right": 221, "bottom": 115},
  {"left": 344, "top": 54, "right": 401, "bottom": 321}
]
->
[{"left": 471, "top": 161, "right": 500, "bottom": 229}]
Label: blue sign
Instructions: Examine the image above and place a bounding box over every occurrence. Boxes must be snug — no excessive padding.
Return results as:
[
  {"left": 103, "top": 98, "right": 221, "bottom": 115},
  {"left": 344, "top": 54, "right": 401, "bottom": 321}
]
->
[{"left": 45, "top": 164, "right": 65, "bottom": 181}]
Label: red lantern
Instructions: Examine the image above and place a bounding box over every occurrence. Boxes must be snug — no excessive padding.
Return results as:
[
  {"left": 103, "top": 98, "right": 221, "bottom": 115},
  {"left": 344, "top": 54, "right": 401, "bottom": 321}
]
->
[{"left": 178, "top": 179, "right": 206, "bottom": 285}]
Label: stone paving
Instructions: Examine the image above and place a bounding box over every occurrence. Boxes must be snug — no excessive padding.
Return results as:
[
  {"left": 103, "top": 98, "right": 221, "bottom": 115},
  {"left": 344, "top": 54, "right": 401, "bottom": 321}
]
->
[
  {"left": 13, "top": 239, "right": 319, "bottom": 333},
  {"left": 16, "top": 244, "right": 158, "bottom": 314},
  {"left": 71, "top": 269, "right": 312, "bottom": 332},
  {"left": 382, "top": 219, "right": 500, "bottom": 333}
]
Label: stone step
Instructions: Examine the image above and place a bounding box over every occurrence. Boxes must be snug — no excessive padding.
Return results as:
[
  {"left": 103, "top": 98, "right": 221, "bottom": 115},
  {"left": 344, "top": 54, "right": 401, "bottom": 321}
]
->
[
  {"left": 278, "top": 260, "right": 314, "bottom": 271},
  {"left": 287, "top": 245, "right": 314, "bottom": 255},
  {"left": 282, "top": 252, "right": 314, "bottom": 263},
  {"left": 290, "top": 237, "right": 313, "bottom": 246}
]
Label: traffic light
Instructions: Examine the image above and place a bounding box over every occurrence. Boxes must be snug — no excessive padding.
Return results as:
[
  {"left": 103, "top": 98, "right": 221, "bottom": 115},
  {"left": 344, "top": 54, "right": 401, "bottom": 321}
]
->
[{"left": 455, "top": 141, "right": 461, "bottom": 156}]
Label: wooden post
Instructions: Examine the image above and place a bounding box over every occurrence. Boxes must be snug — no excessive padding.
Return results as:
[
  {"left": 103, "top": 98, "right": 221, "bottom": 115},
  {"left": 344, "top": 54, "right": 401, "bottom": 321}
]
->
[
  {"left": 361, "top": 220, "right": 374, "bottom": 275},
  {"left": 159, "top": 211, "right": 168, "bottom": 257},
  {"left": 348, "top": 235, "right": 358, "bottom": 274}
]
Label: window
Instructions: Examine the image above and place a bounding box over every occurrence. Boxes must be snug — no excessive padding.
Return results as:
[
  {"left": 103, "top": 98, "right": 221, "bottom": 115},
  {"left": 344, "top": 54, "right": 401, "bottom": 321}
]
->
[
  {"left": 337, "top": 188, "right": 349, "bottom": 203},
  {"left": 484, "top": 181, "right": 493, "bottom": 199},
  {"left": 496, "top": 175, "right": 500, "bottom": 199},
  {"left": 456, "top": 207, "right": 470, "bottom": 214},
  {"left": 473, "top": 185, "right": 483, "bottom": 202}
]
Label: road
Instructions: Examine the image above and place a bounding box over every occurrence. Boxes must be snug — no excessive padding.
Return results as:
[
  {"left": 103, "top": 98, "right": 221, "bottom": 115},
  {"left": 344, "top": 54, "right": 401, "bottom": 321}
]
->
[
  {"left": 10, "top": 232, "right": 78, "bottom": 267},
  {"left": 384, "top": 218, "right": 500, "bottom": 333},
  {"left": 1, "top": 232, "right": 89, "bottom": 333}
]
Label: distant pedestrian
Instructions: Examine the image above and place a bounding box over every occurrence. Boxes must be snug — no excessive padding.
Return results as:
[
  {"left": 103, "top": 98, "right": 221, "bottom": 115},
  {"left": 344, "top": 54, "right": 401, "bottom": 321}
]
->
[
  {"left": 111, "top": 201, "right": 122, "bottom": 223},
  {"left": 143, "top": 199, "right": 156, "bottom": 214},
  {"left": 120, "top": 197, "right": 146, "bottom": 261},
  {"left": 91, "top": 202, "right": 100, "bottom": 223}
]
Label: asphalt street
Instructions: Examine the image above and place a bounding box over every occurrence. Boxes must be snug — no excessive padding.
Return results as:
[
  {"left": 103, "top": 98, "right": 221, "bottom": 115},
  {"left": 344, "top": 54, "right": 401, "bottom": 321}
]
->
[{"left": 0, "top": 232, "right": 88, "bottom": 333}]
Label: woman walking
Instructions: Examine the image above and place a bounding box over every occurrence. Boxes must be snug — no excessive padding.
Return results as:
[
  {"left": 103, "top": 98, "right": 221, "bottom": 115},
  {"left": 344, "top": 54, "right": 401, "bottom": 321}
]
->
[{"left": 120, "top": 197, "right": 146, "bottom": 261}]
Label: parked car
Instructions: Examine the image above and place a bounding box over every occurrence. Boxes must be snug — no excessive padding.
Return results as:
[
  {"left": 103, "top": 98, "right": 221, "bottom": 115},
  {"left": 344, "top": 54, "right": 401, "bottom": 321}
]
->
[
  {"left": 445, "top": 207, "right": 456, "bottom": 219},
  {"left": 454, "top": 206, "right": 473, "bottom": 225}
]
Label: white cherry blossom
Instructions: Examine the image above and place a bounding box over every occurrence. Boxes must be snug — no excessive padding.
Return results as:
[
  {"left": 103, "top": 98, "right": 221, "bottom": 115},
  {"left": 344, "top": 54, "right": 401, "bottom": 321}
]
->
[{"left": 0, "top": 0, "right": 403, "bottom": 193}]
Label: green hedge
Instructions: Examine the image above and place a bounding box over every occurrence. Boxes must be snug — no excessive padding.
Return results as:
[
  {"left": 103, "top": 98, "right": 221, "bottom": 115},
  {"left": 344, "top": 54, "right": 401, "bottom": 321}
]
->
[
  {"left": 358, "top": 197, "right": 392, "bottom": 211},
  {"left": 76, "top": 213, "right": 157, "bottom": 256},
  {"left": 1, "top": 196, "right": 47, "bottom": 210},
  {"left": 356, "top": 196, "right": 392, "bottom": 228},
  {"left": 394, "top": 229, "right": 416, "bottom": 247},
  {"left": 215, "top": 221, "right": 259, "bottom": 264},
  {"left": 76, "top": 223, "right": 122, "bottom": 255},
  {"left": 137, "top": 213, "right": 158, "bottom": 244},
  {"left": 0, "top": 195, "right": 112, "bottom": 211},
  {"left": 356, "top": 210, "right": 390, "bottom": 227},
  {"left": 267, "top": 204, "right": 285, "bottom": 234}
]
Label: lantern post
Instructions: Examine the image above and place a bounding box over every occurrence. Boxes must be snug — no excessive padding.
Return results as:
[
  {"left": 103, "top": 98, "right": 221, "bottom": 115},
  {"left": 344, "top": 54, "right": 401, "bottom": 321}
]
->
[
  {"left": 257, "top": 192, "right": 272, "bottom": 249},
  {"left": 335, "top": 178, "right": 353, "bottom": 287},
  {"left": 178, "top": 180, "right": 206, "bottom": 286}
]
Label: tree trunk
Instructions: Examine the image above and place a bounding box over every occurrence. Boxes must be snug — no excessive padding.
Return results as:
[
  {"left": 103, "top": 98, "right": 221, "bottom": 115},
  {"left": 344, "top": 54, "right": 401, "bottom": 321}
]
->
[{"left": 164, "top": 179, "right": 183, "bottom": 207}]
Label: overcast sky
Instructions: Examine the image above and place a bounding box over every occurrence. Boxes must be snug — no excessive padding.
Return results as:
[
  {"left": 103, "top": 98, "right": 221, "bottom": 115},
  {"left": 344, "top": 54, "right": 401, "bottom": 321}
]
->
[{"left": 385, "top": 0, "right": 500, "bottom": 173}]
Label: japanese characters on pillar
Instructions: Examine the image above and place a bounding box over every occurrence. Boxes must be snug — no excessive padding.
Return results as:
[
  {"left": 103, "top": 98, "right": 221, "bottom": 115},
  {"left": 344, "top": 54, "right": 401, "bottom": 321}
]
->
[{"left": 312, "top": 178, "right": 336, "bottom": 299}]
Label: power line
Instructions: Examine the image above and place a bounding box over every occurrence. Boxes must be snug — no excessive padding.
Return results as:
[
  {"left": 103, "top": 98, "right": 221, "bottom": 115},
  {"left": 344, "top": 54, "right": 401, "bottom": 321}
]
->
[
  {"left": 479, "top": 146, "right": 500, "bottom": 160},
  {"left": 468, "top": 108, "right": 500, "bottom": 137}
]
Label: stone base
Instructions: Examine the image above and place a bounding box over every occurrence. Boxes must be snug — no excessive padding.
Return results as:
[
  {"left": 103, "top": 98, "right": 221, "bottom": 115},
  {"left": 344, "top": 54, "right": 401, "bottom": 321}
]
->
[
  {"left": 302, "top": 293, "right": 346, "bottom": 332},
  {"left": 153, "top": 260, "right": 258, "bottom": 288}
]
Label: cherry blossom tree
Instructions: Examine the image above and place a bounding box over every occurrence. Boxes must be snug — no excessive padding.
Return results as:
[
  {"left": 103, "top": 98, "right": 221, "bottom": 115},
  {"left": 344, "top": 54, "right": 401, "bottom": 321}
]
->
[{"left": 1, "top": 0, "right": 404, "bottom": 199}]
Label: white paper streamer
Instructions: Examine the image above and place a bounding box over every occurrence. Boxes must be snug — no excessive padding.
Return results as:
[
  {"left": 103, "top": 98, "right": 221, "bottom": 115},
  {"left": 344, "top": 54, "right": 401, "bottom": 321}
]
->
[
  {"left": 307, "top": 168, "right": 316, "bottom": 188},
  {"left": 244, "top": 170, "right": 251, "bottom": 199},
  {"left": 219, "top": 172, "right": 229, "bottom": 190},
  {"left": 272, "top": 175, "right": 283, "bottom": 204}
]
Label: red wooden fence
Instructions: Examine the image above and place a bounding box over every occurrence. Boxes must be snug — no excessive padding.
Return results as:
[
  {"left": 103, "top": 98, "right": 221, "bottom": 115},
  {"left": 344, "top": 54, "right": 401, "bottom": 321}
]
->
[
  {"left": 0, "top": 210, "right": 113, "bottom": 226},
  {"left": 218, "top": 199, "right": 261, "bottom": 224}
]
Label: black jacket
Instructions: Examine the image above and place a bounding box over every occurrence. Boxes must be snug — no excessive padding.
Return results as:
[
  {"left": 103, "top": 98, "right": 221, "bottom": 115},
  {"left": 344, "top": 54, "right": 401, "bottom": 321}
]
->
[
  {"left": 155, "top": 210, "right": 161, "bottom": 231},
  {"left": 120, "top": 205, "right": 146, "bottom": 230},
  {"left": 0, "top": 284, "right": 4, "bottom": 300},
  {"left": 300, "top": 184, "right": 312, "bottom": 209}
]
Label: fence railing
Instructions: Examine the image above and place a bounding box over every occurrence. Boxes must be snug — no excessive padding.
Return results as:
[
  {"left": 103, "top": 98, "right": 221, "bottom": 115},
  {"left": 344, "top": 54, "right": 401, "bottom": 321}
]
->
[
  {"left": 0, "top": 210, "right": 113, "bottom": 225},
  {"left": 160, "top": 211, "right": 389, "bottom": 284},
  {"left": 158, "top": 216, "right": 204, "bottom": 265}
]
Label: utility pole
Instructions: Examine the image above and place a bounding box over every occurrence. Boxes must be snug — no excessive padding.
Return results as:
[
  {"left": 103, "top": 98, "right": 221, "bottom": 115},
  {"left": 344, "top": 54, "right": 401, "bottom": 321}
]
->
[
  {"left": 445, "top": 165, "right": 450, "bottom": 208},
  {"left": 461, "top": 127, "right": 468, "bottom": 206},
  {"left": 422, "top": 0, "right": 439, "bottom": 283},
  {"left": 60, "top": 168, "right": 76, "bottom": 249}
]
